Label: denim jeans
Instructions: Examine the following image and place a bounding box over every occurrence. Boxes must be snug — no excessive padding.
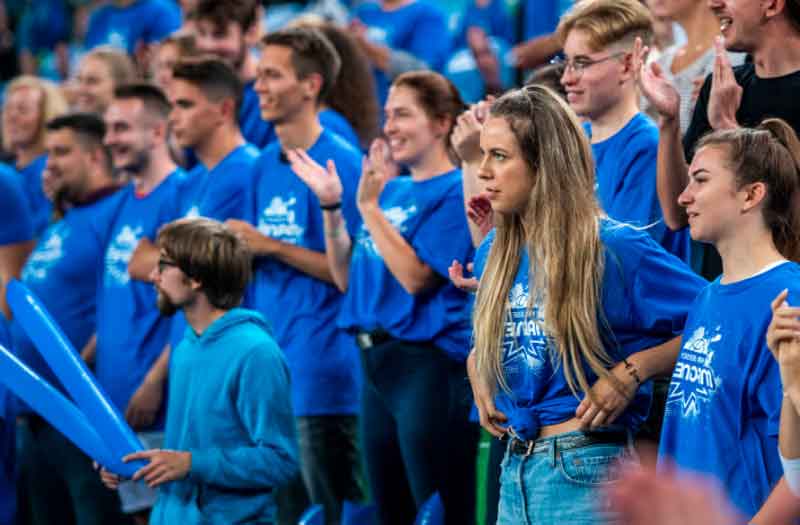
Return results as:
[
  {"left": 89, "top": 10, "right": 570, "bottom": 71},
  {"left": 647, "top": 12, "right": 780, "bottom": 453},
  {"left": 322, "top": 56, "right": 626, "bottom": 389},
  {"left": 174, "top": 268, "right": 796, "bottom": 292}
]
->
[
  {"left": 496, "top": 429, "right": 638, "bottom": 525},
  {"left": 360, "top": 338, "right": 479, "bottom": 525}
]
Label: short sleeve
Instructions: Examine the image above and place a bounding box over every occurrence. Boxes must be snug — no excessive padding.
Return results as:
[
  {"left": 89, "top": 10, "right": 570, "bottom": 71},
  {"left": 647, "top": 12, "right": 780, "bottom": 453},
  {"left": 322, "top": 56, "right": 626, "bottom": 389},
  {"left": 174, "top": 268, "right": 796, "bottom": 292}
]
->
[
  {"left": 0, "top": 171, "right": 34, "bottom": 245},
  {"left": 472, "top": 228, "right": 496, "bottom": 280},
  {"left": 411, "top": 193, "right": 474, "bottom": 279},
  {"left": 607, "top": 133, "right": 660, "bottom": 227},
  {"left": 626, "top": 232, "right": 707, "bottom": 335}
]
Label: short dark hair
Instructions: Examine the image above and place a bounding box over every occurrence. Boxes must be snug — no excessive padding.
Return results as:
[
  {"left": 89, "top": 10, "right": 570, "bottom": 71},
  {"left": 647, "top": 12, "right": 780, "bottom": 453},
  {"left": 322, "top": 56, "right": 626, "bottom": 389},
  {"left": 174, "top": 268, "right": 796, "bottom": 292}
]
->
[
  {"left": 46, "top": 112, "right": 111, "bottom": 171},
  {"left": 114, "top": 83, "right": 171, "bottom": 120},
  {"left": 261, "top": 27, "right": 341, "bottom": 103},
  {"left": 172, "top": 58, "right": 243, "bottom": 117},
  {"left": 156, "top": 217, "right": 252, "bottom": 309},
  {"left": 193, "top": 0, "right": 258, "bottom": 32}
]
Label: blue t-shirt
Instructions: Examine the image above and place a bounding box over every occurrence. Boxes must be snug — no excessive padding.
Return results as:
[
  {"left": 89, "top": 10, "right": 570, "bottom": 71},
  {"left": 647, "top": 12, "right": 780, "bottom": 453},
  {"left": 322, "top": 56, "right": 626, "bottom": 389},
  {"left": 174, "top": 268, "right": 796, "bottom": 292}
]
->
[
  {"left": 249, "top": 130, "right": 361, "bottom": 417},
  {"left": 473, "top": 221, "right": 706, "bottom": 440},
  {"left": 338, "top": 170, "right": 474, "bottom": 361},
  {"left": 95, "top": 173, "right": 183, "bottom": 427},
  {"left": 522, "top": 0, "right": 571, "bottom": 40},
  {"left": 588, "top": 113, "right": 692, "bottom": 264},
  {"left": 85, "top": 0, "right": 181, "bottom": 54},
  {"left": 452, "top": 0, "right": 514, "bottom": 49},
  {"left": 16, "top": 155, "right": 51, "bottom": 237},
  {"left": 240, "top": 81, "right": 277, "bottom": 150},
  {"left": 169, "top": 144, "right": 260, "bottom": 349},
  {"left": 10, "top": 191, "right": 124, "bottom": 397},
  {"left": 319, "top": 108, "right": 361, "bottom": 150},
  {"left": 15, "top": 0, "right": 70, "bottom": 54},
  {"left": 0, "top": 165, "right": 34, "bottom": 245},
  {"left": 354, "top": 1, "right": 452, "bottom": 106},
  {"left": 658, "top": 261, "right": 799, "bottom": 518}
]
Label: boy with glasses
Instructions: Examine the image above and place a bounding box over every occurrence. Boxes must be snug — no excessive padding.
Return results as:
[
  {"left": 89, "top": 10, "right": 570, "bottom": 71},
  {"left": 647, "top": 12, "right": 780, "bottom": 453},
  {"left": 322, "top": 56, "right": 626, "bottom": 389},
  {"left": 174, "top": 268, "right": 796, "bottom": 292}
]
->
[{"left": 557, "top": 0, "right": 691, "bottom": 263}]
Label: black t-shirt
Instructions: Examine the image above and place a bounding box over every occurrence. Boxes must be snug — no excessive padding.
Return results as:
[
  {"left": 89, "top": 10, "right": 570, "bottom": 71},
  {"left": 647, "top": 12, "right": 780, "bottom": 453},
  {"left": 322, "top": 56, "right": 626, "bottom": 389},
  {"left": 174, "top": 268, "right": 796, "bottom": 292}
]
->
[
  {"left": 682, "top": 63, "right": 800, "bottom": 279},
  {"left": 683, "top": 62, "right": 800, "bottom": 160}
]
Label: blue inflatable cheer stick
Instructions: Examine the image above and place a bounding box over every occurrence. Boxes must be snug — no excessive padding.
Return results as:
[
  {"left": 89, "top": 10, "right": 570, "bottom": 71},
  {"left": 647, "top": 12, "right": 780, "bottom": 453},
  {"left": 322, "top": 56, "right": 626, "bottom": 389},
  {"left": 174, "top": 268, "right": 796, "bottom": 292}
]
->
[
  {"left": 6, "top": 279, "right": 146, "bottom": 477},
  {"left": 0, "top": 344, "right": 115, "bottom": 467}
]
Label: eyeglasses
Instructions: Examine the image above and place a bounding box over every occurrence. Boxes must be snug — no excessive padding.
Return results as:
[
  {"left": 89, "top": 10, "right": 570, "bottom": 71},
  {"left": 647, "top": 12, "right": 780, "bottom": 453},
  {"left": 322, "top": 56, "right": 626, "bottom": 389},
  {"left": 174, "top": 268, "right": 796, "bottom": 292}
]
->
[
  {"left": 157, "top": 257, "right": 178, "bottom": 273},
  {"left": 551, "top": 51, "right": 627, "bottom": 77}
]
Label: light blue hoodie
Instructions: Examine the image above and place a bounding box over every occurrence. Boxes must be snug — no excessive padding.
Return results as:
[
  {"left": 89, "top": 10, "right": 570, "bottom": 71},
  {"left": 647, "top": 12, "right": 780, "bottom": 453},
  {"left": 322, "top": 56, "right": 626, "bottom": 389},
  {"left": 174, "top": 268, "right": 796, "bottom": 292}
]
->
[{"left": 150, "top": 308, "right": 298, "bottom": 525}]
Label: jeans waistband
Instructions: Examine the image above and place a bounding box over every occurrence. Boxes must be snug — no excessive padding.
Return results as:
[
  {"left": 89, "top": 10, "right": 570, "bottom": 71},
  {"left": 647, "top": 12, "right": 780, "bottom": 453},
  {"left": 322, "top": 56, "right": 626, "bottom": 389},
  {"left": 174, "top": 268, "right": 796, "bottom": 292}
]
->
[{"left": 508, "top": 428, "right": 630, "bottom": 457}]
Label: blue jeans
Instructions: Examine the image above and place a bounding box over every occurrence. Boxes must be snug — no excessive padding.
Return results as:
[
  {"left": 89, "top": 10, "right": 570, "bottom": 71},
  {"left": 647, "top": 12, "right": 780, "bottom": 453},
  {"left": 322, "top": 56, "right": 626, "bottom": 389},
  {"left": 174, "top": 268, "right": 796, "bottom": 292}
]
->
[
  {"left": 497, "top": 429, "right": 637, "bottom": 525},
  {"left": 360, "top": 338, "right": 479, "bottom": 525}
]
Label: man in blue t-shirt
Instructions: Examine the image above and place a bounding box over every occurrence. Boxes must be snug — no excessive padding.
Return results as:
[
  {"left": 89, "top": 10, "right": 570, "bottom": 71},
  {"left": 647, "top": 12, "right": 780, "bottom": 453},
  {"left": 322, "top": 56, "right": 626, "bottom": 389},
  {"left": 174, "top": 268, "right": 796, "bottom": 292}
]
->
[
  {"left": 12, "top": 113, "right": 130, "bottom": 525},
  {"left": 558, "top": 0, "right": 691, "bottom": 264},
  {"left": 225, "top": 28, "right": 365, "bottom": 525},
  {"left": 98, "top": 84, "right": 185, "bottom": 522},
  {"left": 191, "top": 0, "right": 276, "bottom": 149},
  {"left": 85, "top": 0, "right": 181, "bottom": 56}
]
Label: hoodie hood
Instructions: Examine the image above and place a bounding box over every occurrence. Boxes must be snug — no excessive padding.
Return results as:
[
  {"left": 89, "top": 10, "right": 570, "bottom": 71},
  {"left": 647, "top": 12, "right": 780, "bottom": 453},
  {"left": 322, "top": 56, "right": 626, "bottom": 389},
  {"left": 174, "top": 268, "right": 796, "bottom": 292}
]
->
[{"left": 184, "top": 308, "right": 273, "bottom": 346}]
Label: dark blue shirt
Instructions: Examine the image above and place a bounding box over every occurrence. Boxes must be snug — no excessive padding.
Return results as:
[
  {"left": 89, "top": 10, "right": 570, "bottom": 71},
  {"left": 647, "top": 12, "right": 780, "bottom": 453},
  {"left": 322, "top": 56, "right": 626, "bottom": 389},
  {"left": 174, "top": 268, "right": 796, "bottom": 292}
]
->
[
  {"left": 95, "top": 173, "right": 183, "bottom": 428},
  {"left": 338, "top": 170, "right": 474, "bottom": 361},
  {"left": 249, "top": 130, "right": 362, "bottom": 416}
]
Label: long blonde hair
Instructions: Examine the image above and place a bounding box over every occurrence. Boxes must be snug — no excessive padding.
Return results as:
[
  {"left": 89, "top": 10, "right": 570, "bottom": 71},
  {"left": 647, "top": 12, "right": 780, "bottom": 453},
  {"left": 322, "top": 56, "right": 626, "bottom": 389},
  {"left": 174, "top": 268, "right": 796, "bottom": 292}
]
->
[{"left": 473, "top": 85, "right": 618, "bottom": 399}]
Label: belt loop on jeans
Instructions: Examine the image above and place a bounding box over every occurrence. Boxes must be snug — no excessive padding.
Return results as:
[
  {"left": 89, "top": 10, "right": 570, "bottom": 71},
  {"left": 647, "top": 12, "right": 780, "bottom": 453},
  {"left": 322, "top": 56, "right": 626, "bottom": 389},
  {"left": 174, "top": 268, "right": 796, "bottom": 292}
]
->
[{"left": 549, "top": 438, "right": 557, "bottom": 467}]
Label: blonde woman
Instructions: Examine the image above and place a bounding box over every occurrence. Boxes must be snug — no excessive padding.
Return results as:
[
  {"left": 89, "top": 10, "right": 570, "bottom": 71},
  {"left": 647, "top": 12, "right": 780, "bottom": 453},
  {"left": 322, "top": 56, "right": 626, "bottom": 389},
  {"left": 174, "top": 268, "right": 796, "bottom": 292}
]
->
[
  {"left": 2, "top": 75, "right": 68, "bottom": 234},
  {"left": 467, "top": 85, "right": 706, "bottom": 524}
]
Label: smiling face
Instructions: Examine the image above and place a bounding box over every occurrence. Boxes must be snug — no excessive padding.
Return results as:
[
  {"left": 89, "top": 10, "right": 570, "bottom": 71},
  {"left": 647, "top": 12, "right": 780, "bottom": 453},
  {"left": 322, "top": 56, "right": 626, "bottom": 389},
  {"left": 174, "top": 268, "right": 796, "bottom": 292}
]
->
[
  {"left": 76, "top": 56, "right": 115, "bottom": 114},
  {"left": 167, "top": 79, "right": 223, "bottom": 149},
  {"left": 195, "top": 19, "right": 247, "bottom": 72},
  {"left": 477, "top": 116, "right": 535, "bottom": 215},
  {"left": 708, "top": 0, "right": 762, "bottom": 52},
  {"left": 253, "top": 44, "right": 312, "bottom": 125},
  {"left": 382, "top": 85, "right": 447, "bottom": 167},
  {"left": 104, "top": 98, "right": 154, "bottom": 174},
  {"left": 44, "top": 128, "right": 93, "bottom": 204},
  {"left": 2, "top": 85, "right": 43, "bottom": 152},
  {"left": 560, "top": 29, "right": 628, "bottom": 121},
  {"left": 678, "top": 145, "right": 745, "bottom": 243}
]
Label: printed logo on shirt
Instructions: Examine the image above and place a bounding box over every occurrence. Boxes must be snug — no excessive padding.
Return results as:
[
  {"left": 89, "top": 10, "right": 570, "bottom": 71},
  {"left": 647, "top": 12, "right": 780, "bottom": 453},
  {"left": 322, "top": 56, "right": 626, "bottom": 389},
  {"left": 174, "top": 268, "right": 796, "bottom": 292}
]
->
[
  {"left": 184, "top": 205, "right": 200, "bottom": 219},
  {"left": 357, "top": 205, "right": 417, "bottom": 256},
  {"left": 666, "top": 325, "right": 723, "bottom": 419},
  {"left": 105, "top": 31, "right": 129, "bottom": 51},
  {"left": 503, "top": 282, "right": 549, "bottom": 386},
  {"left": 257, "top": 196, "right": 304, "bottom": 243},
  {"left": 104, "top": 225, "right": 143, "bottom": 286},
  {"left": 22, "top": 224, "right": 68, "bottom": 281}
]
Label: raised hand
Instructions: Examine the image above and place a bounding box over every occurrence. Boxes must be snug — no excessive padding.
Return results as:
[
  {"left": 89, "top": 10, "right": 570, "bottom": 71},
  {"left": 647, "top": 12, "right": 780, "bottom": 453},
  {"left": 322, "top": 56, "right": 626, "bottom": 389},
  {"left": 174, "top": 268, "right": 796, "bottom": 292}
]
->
[
  {"left": 448, "top": 260, "right": 479, "bottom": 293},
  {"left": 357, "top": 139, "right": 394, "bottom": 211},
  {"left": 634, "top": 37, "right": 680, "bottom": 123},
  {"left": 708, "top": 36, "right": 742, "bottom": 130},
  {"left": 452, "top": 108, "right": 484, "bottom": 164},
  {"left": 287, "top": 149, "right": 343, "bottom": 207},
  {"left": 467, "top": 194, "right": 494, "bottom": 238}
]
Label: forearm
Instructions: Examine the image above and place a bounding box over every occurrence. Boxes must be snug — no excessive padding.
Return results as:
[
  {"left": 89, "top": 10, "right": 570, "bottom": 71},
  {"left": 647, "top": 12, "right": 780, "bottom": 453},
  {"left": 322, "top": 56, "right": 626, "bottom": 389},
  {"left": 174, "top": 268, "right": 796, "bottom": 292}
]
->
[
  {"left": 656, "top": 120, "right": 690, "bottom": 230},
  {"left": 751, "top": 477, "right": 800, "bottom": 524},
  {"left": 128, "top": 240, "right": 159, "bottom": 282},
  {"left": 265, "top": 239, "right": 334, "bottom": 285},
  {"left": 80, "top": 334, "right": 97, "bottom": 365},
  {"left": 0, "top": 240, "right": 35, "bottom": 318},
  {"left": 626, "top": 336, "right": 682, "bottom": 381},
  {"left": 322, "top": 209, "right": 352, "bottom": 292},
  {"left": 513, "top": 34, "right": 560, "bottom": 69},
  {"left": 360, "top": 204, "right": 437, "bottom": 294},
  {"left": 189, "top": 443, "right": 298, "bottom": 489},
  {"left": 143, "top": 345, "right": 171, "bottom": 389},
  {"left": 361, "top": 40, "right": 391, "bottom": 72}
]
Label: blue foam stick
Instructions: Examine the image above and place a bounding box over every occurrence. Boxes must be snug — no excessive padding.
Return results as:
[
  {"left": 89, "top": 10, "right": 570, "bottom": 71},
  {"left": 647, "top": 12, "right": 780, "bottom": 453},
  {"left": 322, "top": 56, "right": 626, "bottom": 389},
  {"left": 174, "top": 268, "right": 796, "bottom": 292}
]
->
[
  {"left": 6, "top": 279, "right": 146, "bottom": 476},
  {"left": 0, "top": 344, "right": 116, "bottom": 468}
]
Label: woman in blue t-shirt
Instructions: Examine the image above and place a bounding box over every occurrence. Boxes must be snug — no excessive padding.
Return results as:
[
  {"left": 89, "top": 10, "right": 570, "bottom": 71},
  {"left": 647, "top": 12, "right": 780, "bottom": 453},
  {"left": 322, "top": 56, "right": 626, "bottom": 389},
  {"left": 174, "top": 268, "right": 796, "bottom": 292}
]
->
[
  {"left": 658, "top": 119, "right": 800, "bottom": 522},
  {"left": 290, "top": 71, "right": 477, "bottom": 525},
  {"left": 468, "top": 85, "right": 705, "bottom": 524}
]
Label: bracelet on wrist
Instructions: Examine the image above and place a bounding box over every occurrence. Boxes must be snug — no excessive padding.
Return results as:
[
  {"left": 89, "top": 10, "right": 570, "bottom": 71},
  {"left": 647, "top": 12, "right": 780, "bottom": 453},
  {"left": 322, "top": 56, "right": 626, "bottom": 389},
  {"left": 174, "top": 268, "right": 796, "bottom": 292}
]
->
[
  {"left": 622, "top": 358, "right": 642, "bottom": 385},
  {"left": 320, "top": 202, "right": 342, "bottom": 211}
]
